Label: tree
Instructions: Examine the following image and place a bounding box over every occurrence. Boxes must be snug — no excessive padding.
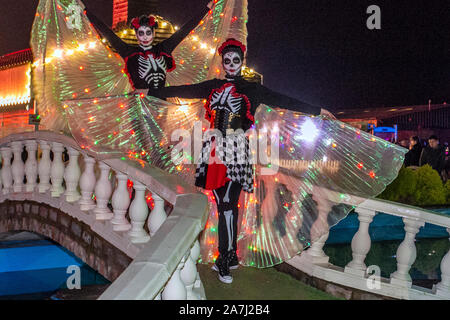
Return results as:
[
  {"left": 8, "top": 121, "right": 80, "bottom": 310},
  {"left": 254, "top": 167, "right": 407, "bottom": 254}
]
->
[
  {"left": 378, "top": 166, "right": 418, "bottom": 204},
  {"left": 413, "top": 165, "right": 446, "bottom": 206}
]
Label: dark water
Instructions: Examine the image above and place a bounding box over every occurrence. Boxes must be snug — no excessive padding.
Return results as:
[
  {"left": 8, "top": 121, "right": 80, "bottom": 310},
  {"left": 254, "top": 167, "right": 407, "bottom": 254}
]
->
[{"left": 324, "top": 208, "right": 450, "bottom": 283}]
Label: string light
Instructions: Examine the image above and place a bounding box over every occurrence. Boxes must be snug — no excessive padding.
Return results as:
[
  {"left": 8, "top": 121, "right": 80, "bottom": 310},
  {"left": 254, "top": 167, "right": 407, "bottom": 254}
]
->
[
  {"left": 53, "top": 49, "right": 63, "bottom": 58},
  {"left": 0, "top": 65, "right": 31, "bottom": 107},
  {"left": 0, "top": 95, "right": 31, "bottom": 107}
]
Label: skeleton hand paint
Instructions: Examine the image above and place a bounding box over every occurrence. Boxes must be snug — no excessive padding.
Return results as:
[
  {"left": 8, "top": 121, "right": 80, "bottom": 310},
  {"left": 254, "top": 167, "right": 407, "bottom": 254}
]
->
[
  {"left": 136, "top": 26, "right": 154, "bottom": 49},
  {"left": 222, "top": 51, "right": 243, "bottom": 77},
  {"left": 320, "top": 108, "right": 336, "bottom": 120}
]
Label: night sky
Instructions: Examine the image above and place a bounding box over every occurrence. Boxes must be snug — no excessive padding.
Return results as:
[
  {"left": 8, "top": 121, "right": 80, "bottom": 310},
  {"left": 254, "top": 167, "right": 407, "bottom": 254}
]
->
[{"left": 0, "top": 0, "right": 448, "bottom": 110}]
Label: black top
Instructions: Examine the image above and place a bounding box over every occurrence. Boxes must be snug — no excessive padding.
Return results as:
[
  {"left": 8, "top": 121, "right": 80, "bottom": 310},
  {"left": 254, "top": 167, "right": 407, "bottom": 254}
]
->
[
  {"left": 149, "top": 76, "right": 322, "bottom": 131},
  {"left": 85, "top": 6, "right": 209, "bottom": 89},
  {"left": 419, "top": 145, "right": 446, "bottom": 172},
  {"left": 404, "top": 143, "right": 422, "bottom": 167}
]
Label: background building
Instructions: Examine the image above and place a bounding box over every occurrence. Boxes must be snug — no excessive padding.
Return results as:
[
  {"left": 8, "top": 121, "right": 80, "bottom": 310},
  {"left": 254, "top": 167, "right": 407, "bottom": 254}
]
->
[
  {"left": 336, "top": 103, "right": 450, "bottom": 145},
  {"left": 0, "top": 49, "right": 35, "bottom": 137},
  {"left": 113, "top": 0, "right": 158, "bottom": 30}
]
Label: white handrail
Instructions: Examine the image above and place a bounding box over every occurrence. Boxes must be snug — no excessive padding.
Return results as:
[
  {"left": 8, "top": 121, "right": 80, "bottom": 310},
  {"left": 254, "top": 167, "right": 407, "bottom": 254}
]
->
[{"left": 0, "top": 130, "right": 209, "bottom": 300}]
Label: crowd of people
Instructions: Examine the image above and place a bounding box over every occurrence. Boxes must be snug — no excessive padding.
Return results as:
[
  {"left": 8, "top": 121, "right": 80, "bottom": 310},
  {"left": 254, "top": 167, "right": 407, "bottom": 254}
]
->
[{"left": 403, "top": 135, "right": 450, "bottom": 181}]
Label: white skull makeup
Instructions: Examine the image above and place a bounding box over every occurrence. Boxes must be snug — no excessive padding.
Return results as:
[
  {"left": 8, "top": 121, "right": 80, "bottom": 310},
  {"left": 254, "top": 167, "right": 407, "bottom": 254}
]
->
[
  {"left": 222, "top": 51, "right": 243, "bottom": 77},
  {"left": 136, "top": 26, "right": 154, "bottom": 49}
]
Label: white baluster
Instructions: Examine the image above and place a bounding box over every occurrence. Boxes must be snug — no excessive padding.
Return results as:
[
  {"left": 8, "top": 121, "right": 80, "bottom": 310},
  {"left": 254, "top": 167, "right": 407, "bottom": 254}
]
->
[
  {"left": 435, "top": 228, "right": 450, "bottom": 297},
  {"left": 191, "top": 240, "right": 201, "bottom": 264},
  {"left": 93, "top": 162, "right": 113, "bottom": 220},
  {"left": 128, "top": 181, "right": 150, "bottom": 243},
  {"left": 390, "top": 218, "right": 424, "bottom": 287},
  {"left": 38, "top": 141, "right": 51, "bottom": 193},
  {"left": 64, "top": 147, "right": 81, "bottom": 202},
  {"left": 11, "top": 141, "right": 24, "bottom": 193},
  {"left": 345, "top": 208, "right": 377, "bottom": 276},
  {"left": 24, "top": 140, "right": 38, "bottom": 192},
  {"left": 78, "top": 155, "right": 96, "bottom": 211},
  {"left": 0, "top": 147, "right": 12, "bottom": 194},
  {"left": 191, "top": 240, "right": 202, "bottom": 288},
  {"left": 180, "top": 249, "right": 199, "bottom": 300},
  {"left": 303, "top": 191, "right": 333, "bottom": 264},
  {"left": 148, "top": 193, "right": 167, "bottom": 237},
  {"left": 111, "top": 171, "right": 131, "bottom": 231},
  {"left": 162, "top": 257, "right": 187, "bottom": 300},
  {"left": 50, "top": 142, "right": 65, "bottom": 197}
]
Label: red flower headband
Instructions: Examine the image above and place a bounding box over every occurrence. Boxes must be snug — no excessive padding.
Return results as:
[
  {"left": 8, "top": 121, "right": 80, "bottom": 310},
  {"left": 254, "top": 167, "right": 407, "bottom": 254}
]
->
[
  {"left": 218, "top": 38, "right": 246, "bottom": 56},
  {"left": 131, "top": 16, "right": 157, "bottom": 30}
]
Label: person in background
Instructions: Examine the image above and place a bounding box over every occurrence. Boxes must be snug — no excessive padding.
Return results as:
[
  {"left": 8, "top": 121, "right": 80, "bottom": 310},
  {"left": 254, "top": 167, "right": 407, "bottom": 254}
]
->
[
  {"left": 419, "top": 135, "right": 446, "bottom": 177},
  {"left": 404, "top": 136, "right": 422, "bottom": 167}
]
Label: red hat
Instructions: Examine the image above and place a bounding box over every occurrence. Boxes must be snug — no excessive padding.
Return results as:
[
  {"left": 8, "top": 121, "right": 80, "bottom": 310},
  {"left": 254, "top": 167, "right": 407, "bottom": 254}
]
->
[{"left": 218, "top": 38, "right": 246, "bottom": 56}]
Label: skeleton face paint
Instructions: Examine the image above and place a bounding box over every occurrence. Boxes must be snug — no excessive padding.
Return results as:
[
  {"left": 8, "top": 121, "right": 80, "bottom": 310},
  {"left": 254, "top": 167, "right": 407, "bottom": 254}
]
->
[
  {"left": 136, "top": 26, "right": 154, "bottom": 49},
  {"left": 222, "top": 51, "right": 243, "bottom": 77}
]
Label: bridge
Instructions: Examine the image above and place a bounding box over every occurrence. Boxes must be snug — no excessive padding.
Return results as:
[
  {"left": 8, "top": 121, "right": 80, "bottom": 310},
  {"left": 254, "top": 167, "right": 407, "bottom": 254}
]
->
[{"left": 0, "top": 130, "right": 449, "bottom": 300}]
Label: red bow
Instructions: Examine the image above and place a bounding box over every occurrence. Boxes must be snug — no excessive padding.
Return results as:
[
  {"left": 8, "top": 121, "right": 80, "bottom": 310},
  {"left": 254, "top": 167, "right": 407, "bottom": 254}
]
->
[
  {"left": 148, "top": 16, "right": 156, "bottom": 27},
  {"left": 131, "top": 17, "right": 140, "bottom": 30}
]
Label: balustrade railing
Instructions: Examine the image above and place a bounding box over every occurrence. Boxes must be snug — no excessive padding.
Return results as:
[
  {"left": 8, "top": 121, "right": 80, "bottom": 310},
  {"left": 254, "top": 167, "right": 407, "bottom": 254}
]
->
[
  {"left": 0, "top": 131, "right": 209, "bottom": 300},
  {"left": 288, "top": 187, "right": 450, "bottom": 300},
  {"left": 5, "top": 131, "right": 448, "bottom": 300}
]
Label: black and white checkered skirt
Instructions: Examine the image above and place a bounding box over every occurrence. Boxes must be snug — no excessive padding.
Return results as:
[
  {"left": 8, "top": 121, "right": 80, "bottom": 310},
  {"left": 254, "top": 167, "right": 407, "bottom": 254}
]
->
[{"left": 195, "top": 132, "right": 254, "bottom": 193}]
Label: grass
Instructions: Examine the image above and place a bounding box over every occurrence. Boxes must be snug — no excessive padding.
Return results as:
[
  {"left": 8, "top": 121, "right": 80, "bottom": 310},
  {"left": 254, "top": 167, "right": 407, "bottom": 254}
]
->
[{"left": 198, "top": 263, "right": 340, "bottom": 300}]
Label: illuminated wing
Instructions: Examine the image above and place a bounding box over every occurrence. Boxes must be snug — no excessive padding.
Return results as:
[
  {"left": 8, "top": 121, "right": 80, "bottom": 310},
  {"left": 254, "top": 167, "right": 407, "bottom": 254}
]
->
[
  {"left": 65, "top": 94, "right": 207, "bottom": 181},
  {"left": 167, "top": 0, "right": 248, "bottom": 85},
  {"left": 64, "top": 93, "right": 407, "bottom": 269},
  {"left": 199, "top": 105, "right": 408, "bottom": 267},
  {"left": 30, "top": 0, "right": 132, "bottom": 133}
]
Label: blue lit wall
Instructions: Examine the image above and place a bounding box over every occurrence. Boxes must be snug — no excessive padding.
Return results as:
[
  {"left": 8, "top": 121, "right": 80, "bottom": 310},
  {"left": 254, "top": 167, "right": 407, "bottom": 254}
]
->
[{"left": 0, "top": 239, "right": 109, "bottom": 297}]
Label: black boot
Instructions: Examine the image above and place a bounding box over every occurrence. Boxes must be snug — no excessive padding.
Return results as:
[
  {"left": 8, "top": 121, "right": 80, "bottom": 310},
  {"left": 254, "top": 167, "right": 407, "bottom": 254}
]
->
[
  {"left": 227, "top": 250, "right": 239, "bottom": 270},
  {"left": 212, "top": 252, "right": 233, "bottom": 284}
]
